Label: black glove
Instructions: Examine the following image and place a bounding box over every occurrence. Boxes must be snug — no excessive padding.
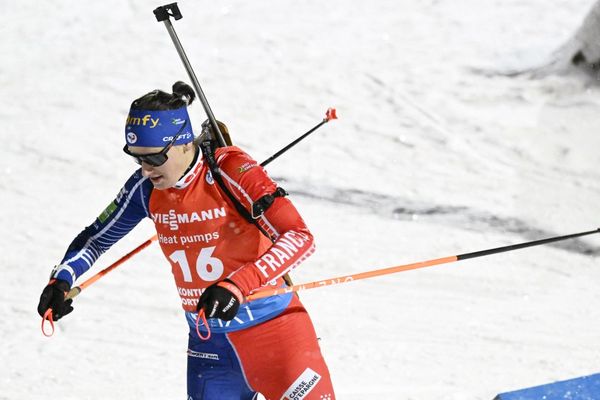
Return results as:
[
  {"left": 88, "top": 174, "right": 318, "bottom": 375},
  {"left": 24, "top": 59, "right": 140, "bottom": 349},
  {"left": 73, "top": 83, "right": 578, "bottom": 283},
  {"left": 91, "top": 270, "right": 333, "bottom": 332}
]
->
[
  {"left": 37, "top": 279, "right": 74, "bottom": 321},
  {"left": 197, "top": 280, "right": 244, "bottom": 321}
]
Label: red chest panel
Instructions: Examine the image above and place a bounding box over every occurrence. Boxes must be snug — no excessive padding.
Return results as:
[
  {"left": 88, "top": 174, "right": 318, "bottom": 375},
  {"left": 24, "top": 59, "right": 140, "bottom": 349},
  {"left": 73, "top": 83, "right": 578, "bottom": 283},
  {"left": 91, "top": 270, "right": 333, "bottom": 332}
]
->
[{"left": 149, "top": 161, "right": 271, "bottom": 311}]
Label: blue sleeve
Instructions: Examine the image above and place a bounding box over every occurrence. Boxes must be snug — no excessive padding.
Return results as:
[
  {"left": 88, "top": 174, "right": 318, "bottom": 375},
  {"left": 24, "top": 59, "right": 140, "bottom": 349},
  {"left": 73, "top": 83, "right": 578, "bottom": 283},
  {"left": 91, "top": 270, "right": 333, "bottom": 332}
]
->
[{"left": 52, "top": 169, "right": 153, "bottom": 285}]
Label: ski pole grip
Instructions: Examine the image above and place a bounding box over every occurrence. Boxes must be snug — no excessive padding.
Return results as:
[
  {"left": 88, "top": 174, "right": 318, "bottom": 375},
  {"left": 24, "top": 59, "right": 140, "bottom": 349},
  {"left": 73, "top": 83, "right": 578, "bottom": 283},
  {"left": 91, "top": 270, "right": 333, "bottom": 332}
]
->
[
  {"left": 153, "top": 3, "right": 182, "bottom": 22},
  {"left": 65, "top": 286, "right": 82, "bottom": 301}
]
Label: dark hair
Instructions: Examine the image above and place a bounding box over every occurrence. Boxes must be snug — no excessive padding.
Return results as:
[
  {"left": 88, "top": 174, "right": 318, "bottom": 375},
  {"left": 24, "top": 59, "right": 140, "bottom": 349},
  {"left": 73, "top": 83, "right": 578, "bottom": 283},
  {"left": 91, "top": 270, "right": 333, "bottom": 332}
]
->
[
  {"left": 193, "top": 119, "right": 233, "bottom": 146},
  {"left": 130, "top": 81, "right": 196, "bottom": 110}
]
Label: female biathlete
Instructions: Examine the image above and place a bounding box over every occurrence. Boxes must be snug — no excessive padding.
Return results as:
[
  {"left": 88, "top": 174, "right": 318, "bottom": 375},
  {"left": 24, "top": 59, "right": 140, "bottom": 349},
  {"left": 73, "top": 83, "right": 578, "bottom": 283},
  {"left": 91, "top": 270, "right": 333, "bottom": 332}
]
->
[{"left": 37, "top": 81, "right": 336, "bottom": 400}]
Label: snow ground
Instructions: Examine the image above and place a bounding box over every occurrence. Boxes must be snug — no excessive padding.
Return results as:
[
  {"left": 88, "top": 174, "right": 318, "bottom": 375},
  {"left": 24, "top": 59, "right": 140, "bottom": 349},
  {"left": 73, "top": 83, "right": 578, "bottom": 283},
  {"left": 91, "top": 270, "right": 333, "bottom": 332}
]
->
[{"left": 1, "top": 0, "right": 600, "bottom": 399}]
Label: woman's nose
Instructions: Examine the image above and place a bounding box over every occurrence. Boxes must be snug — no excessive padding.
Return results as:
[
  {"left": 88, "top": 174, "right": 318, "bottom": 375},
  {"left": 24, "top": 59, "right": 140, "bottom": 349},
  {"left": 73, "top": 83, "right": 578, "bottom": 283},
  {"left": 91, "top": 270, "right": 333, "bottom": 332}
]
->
[{"left": 140, "top": 163, "right": 154, "bottom": 175}]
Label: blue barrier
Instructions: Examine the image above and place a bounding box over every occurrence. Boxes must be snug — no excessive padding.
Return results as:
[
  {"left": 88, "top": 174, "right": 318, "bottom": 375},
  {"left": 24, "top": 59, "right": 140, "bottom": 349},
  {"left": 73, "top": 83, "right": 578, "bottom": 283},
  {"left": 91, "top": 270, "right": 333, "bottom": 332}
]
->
[{"left": 494, "top": 373, "right": 600, "bottom": 400}]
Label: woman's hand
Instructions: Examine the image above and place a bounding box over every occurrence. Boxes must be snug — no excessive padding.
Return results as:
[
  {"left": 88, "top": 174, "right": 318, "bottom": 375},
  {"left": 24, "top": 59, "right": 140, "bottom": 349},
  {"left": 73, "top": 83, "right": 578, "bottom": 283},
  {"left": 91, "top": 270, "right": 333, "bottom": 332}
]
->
[
  {"left": 196, "top": 280, "right": 244, "bottom": 321},
  {"left": 37, "top": 279, "right": 74, "bottom": 321}
]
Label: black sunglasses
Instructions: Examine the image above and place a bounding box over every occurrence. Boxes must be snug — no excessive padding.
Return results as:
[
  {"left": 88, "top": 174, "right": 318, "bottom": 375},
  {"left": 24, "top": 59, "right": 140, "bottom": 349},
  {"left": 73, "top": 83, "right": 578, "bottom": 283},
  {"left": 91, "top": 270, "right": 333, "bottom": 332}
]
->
[{"left": 123, "top": 121, "right": 188, "bottom": 167}]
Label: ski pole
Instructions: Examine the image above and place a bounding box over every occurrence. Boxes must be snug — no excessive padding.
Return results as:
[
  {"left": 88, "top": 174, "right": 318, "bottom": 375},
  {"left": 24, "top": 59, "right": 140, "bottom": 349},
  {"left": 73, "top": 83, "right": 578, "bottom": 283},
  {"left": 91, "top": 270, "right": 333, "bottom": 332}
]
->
[
  {"left": 64, "top": 235, "right": 159, "bottom": 300},
  {"left": 246, "top": 228, "right": 600, "bottom": 301},
  {"left": 260, "top": 108, "right": 338, "bottom": 167},
  {"left": 153, "top": 3, "right": 227, "bottom": 148},
  {"left": 41, "top": 235, "right": 158, "bottom": 336}
]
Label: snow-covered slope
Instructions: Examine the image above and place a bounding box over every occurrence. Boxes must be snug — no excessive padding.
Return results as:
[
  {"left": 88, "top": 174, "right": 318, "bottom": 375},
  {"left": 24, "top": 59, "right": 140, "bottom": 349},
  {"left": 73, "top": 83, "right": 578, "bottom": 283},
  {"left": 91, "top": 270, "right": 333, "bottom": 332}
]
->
[{"left": 2, "top": 1, "right": 599, "bottom": 399}]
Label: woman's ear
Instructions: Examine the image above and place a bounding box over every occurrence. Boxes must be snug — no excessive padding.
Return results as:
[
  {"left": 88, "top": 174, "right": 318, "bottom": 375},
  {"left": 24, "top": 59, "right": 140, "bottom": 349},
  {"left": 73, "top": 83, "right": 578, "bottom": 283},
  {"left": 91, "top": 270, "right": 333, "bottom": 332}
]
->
[{"left": 182, "top": 142, "right": 195, "bottom": 153}]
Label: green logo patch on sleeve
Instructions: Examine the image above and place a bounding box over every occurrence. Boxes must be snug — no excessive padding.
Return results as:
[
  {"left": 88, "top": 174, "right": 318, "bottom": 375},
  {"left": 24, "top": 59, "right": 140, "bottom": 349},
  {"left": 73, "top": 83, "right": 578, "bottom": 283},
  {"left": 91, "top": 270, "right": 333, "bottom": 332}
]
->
[{"left": 98, "top": 201, "right": 118, "bottom": 223}]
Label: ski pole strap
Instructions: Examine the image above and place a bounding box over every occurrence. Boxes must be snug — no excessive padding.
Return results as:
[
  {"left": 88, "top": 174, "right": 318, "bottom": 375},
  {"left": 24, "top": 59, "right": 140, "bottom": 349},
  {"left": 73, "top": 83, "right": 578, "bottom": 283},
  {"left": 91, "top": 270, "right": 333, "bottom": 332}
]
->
[
  {"left": 41, "top": 309, "right": 55, "bottom": 337},
  {"left": 195, "top": 309, "right": 211, "bottom": 341}
]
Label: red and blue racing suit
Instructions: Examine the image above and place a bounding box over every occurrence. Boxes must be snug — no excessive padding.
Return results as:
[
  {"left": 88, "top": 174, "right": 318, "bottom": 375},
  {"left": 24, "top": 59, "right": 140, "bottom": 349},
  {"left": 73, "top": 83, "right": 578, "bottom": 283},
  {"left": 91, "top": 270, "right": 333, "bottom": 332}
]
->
[{"left": 52, "top": 146, "right": 335, "bottom": 400}]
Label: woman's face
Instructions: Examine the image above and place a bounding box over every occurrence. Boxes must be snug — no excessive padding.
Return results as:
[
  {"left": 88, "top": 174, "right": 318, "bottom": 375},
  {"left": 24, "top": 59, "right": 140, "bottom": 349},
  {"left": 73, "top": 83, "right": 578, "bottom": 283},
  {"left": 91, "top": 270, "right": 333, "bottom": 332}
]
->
[{"left": 127, "top": 144, "right": 195, "bottom": 190}]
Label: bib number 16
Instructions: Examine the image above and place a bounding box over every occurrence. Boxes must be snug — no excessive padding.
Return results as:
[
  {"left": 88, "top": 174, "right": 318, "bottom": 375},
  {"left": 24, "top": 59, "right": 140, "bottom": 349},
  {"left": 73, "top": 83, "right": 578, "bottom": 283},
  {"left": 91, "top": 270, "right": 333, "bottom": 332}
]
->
[{"left": 169, "top": 247, "right": 224, "bottom": 282}]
